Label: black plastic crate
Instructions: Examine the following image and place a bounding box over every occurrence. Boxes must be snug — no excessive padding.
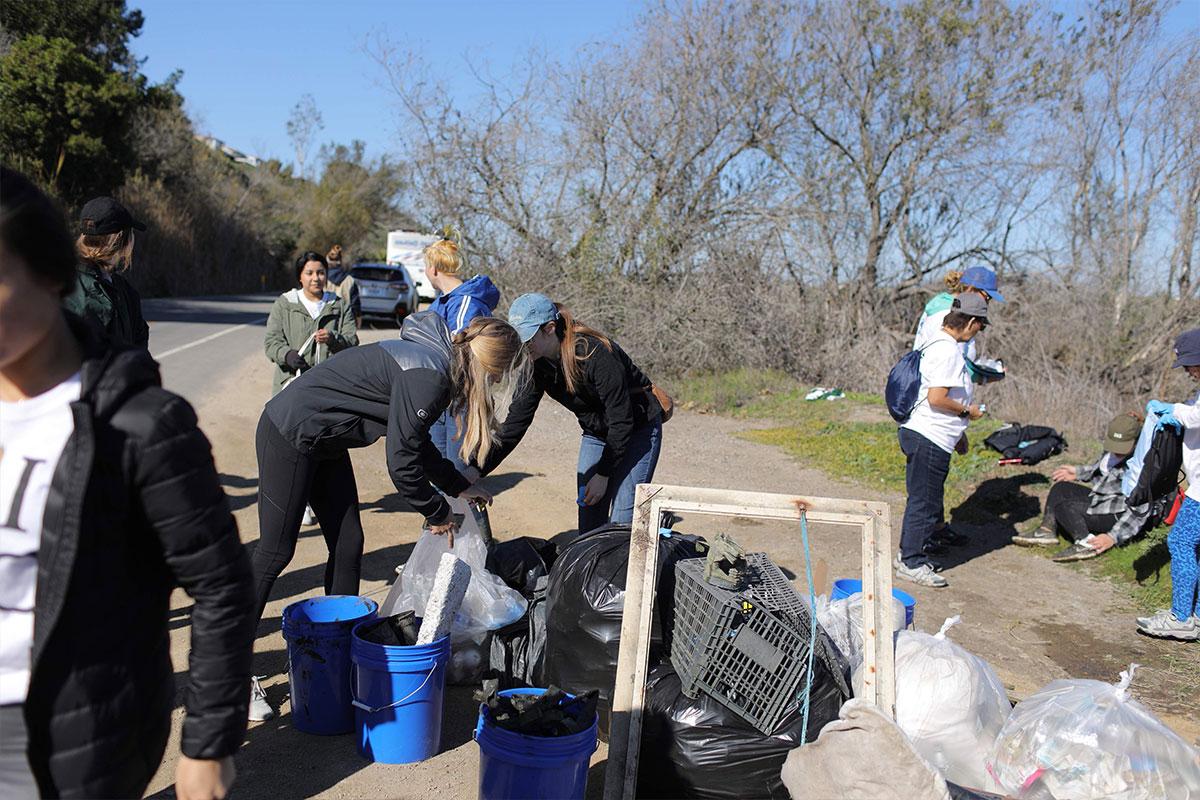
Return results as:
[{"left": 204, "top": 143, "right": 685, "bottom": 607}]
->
[{"left": 671, "top": 554, "right": 834, "bottom": 734}]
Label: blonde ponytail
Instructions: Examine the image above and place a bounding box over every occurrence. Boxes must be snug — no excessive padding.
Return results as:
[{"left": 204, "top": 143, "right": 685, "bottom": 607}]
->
[
  {"left": 943, "top": 270, "right": 965, "bottom": 293},
  {"left": 450, "top": 317, "right": 527, "bottom": 465}
]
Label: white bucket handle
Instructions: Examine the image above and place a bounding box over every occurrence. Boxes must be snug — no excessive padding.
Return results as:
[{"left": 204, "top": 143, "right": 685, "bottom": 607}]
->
[{"left": 350, "top": 662, "right": 438, "bottom": 715}]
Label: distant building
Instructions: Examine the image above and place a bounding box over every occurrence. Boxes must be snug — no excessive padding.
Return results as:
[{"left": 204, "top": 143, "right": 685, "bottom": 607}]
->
[{"left": 194, "top": 134, "right": 261, "bottom": 167}]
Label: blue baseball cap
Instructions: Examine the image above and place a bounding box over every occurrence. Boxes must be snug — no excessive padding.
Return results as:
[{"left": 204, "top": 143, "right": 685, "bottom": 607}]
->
[
  {"left": 1173, "top": 328, "right": 1200, "bottom": 368},
  {"left": 507, "top": 293, "right": 559, "bottom": 342},
  {"left": 960, "top": 266, "right": 1005, "bottom": 302}
]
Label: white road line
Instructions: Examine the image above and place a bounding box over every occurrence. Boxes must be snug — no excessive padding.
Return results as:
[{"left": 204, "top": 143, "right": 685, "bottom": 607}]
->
[{"left": 152, "top": 318, "right": 267, "bottom": 360}]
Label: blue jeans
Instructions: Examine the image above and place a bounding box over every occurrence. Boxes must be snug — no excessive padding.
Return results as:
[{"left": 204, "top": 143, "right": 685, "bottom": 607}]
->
[
  {"left": 577, "top": 422, "right": 662, "bottom": 533},
  {"left": 1168, "top": 497, "right": 1200, "bottom": 621},
  {"left": 898, "top": 427, "right": 951, "bottom": 568},
  {"left": 429, "top": 409, "right": 467, "bottom": 473}
]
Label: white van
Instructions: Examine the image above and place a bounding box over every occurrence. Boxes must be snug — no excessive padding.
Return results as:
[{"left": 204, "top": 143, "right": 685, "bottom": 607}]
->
[{"left": 386, "top": 230, "right": 439, "bottom": 301}]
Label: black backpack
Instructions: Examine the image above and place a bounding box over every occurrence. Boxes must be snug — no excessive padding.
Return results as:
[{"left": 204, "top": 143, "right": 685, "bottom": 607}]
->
[
  {"left": 983, "top": 423, "right": 1068, "bottom": 466},
  {"left": 1128, "top": 424, "right": 1184, "bottom": 506}
]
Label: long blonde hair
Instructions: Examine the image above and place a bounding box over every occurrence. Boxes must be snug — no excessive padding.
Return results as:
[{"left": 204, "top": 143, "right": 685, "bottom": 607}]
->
[
  {"left": 76, "top": 230, "right": 134, "bottom": 274},
  {"left": 554, "top": 303, "right": 612, "bottom": 395},
  {"left": 451, "top": 317, "right": 527, "bottom": 465},
  {"left": 424, "top": 235, "right": 465, "bottom": 276}
]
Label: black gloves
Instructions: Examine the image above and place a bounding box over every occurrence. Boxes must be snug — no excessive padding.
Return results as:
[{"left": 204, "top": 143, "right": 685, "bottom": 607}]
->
[{"left": 284, "top": 349, "right": 310, "bottom": 372}]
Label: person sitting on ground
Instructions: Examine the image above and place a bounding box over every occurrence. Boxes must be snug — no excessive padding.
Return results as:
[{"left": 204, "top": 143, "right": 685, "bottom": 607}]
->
[
  {"left": 1136, "top": 328, "right": 1200, "bottom": 642},
  {"left": 264, "top": 250, "right": 358, "bottom": 397},
  {"left": 424, "top": 232, "right": 500, "bottom": 474},
  {"left": 1011, "top": 412, "right": 1156, "bottom": 562},
  {"left": 474, "top": 293, "right": 670, "bottom": 534},
  {"left": 324, "top": 244, "right": 361, "bottom": 328},
  {"left": 63, "top": 196, "right": 150, "bottom": 348},
  {"left": 895, "top": 293, "right": 989, "bottom": 589},
  {"left": 0, "top": 168, "right": 255, "bottom": 799},
  {"left": 912, "top": 265, "right": 1004, "bottom": 363}
]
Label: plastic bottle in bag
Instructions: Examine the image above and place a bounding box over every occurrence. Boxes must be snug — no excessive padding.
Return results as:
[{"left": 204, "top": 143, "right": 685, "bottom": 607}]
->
[
  {"left": 853, "top": 616, "right": 1011, "bottom": 790},
  {"left": 987, "top": 664, "right": 1200, "bottom": 799}
]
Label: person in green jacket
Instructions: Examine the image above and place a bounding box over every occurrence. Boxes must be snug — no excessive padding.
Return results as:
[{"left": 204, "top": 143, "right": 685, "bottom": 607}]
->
[
  {"left": 265, "top": 250, "right": 358, "bottom": 396},
  {"left": 63, "top": 197, "right": 150, "bottom": 348}
]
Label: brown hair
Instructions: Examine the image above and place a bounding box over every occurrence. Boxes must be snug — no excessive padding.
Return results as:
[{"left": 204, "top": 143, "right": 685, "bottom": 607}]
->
[
  {"left": 76, "top": 229, "right": 134, "bottom": 274},
  {"left": 943, "top": 270, "right": 965, "bottom": 293},
  {"left": 450, "top": 317, "right": 527, "bottom": 465},
  {"left": 553, "top": 303, "right": 612, "bottom": 394},
  {"left": 943, "top": 310, "right": 985, "bottom": 332},
  {"left": 327, "top": 244, "right": 343, "bottom": 264},
  {"left": 423, "top": 237, "right": 464, "bottom": 276}
]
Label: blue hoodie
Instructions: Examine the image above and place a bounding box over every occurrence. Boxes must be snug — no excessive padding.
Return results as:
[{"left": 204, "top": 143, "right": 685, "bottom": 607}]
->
[{"left": 428, "top": 275, "right": 501, "bottom": 335}]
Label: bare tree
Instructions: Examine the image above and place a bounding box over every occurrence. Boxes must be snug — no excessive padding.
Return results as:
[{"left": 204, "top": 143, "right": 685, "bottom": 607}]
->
[{"left": 286, "top": 93, "right": 324, "bottom": 179}]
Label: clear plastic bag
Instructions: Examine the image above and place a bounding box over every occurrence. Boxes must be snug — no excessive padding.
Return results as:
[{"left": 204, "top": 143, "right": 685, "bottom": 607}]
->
[
  {"left": 388, "top": 497, "right": 527, "bottom": 681},
  {"left": 987, "top": 664, "right": 1200, "bottom": 799},
  {"left": 814, "top": 591, "right": 906, "bottom": 670},
  {"left": 853, "top": 616, "right": 1010, "bottom": 790}
]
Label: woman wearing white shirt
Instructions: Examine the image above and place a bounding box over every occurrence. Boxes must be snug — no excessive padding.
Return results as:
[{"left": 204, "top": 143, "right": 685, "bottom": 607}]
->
[
  {"left": 896, "top": 293, "right": 988, "bottom": 588},
  {"left": 263, "top": 251, "right": 357, "bottom": 397}
]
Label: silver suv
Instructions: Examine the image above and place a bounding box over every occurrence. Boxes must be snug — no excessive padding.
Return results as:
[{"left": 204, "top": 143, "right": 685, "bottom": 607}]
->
[{"left": 351, "top": 263, "right": 420, "bottom": 326}]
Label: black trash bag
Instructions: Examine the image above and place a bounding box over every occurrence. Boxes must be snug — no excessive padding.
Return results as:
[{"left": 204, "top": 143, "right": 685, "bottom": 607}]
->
[
  {"left": 486, "top": 537, "right": 558, "bottom": 597},
  {"left": 356, "top": 612, "right": 419, "bottom": 646},
  {"left": 984, "top": 423, "right": 1067, "bottom": 465},
  {"left": 542, "top": 524, "right": 705, "bottom": 707},
  {"left": 637, "top": 662, "right": 849, "bottom": 800},
  {"left": 1129, "top": 423, "right": 1184, "bottom": 506},
  {"left": 482, "top": 685, "right": 599, "bottom": 737},
  {"left": 487, "top": 576, "right": 549, "bottom": 689}
]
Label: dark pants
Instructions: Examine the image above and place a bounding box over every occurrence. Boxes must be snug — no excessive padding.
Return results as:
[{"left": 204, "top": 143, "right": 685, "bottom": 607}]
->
[
  {"left": 0, "top": 705, "right": 37, "bottom": 800},
  {"left": 898, "top": 428, "right": 952, "bottom": 568},
  {"left": 252, "top": 412, "right": 366, "bottom": 622},
  {"left": 1040, "top": 481, "right": 1119, "bottom": 543}
]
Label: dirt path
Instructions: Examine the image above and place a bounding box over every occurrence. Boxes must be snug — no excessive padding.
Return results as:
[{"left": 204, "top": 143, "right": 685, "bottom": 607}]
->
[{"left": 146, "top": 329, "right": 1199, "bottom": 799}]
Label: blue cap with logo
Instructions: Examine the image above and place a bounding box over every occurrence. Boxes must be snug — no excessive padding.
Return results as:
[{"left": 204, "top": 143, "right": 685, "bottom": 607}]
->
[
  {"left": 1172, "top": 328, "right": 1200, "bottom": 368},
  {"left": 960, "top": 265, "right": 1005, "bottom": 302},
  {"left": 507, "top": 292, "right": 559, "bottom": 342}
]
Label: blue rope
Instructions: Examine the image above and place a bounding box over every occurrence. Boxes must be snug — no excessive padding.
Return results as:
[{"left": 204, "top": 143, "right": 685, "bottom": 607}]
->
[{"left": 799, "top": 510, "right": 818, "bottom": 744}]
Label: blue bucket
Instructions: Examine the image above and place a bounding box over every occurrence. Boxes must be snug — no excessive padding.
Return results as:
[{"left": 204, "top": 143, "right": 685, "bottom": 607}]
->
[
  {"left": 474, "top": 688, "right": 599, "bottom": 800},
  {"left": 282, "top": 595, "right": 377, "bottom": 735},
  {"left": 830, "top": 578, "right": 916, "bottom": 629},
  {"left": 350, "top": 621, "right": 450, "bottom": 764}
]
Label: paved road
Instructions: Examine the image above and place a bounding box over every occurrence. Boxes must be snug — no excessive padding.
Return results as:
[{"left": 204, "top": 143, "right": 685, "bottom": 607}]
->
[{"left": 143, "top": 293, "right": 276, "bottom": 401}]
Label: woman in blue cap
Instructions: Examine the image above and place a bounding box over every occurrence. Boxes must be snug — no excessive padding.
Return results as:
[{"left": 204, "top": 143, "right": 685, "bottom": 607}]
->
[
  {"left": 912, "top": 265, "right": 1004, "bottom": 362},
  {"left": 476, "top": 293, "right": 669, "bottom": 533}
]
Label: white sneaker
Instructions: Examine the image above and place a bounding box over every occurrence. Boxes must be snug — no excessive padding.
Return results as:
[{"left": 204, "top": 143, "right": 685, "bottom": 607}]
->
[
  {"left": 1135, "top": 609, "right": 1199, "bottom": 641},
  {"left": 302, "top": 505, "right": 318, "bottom": 526},
  {"left": 895, "top": 560, "right": 949, "bottom": 588},
  {"left": 249, "top": 675, "right": 275, "bottom": 721}
]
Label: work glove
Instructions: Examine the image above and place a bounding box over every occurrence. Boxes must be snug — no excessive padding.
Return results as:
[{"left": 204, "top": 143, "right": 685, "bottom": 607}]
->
[
  {"left": 1146, "top": 400, "right": 1181, "bottom": 431},
  {"left": 284, "top": 349, "right": 310, "bottom": 372}
]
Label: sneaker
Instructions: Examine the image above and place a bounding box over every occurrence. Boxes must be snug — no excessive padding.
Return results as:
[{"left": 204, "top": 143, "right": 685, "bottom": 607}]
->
[
  {"left": 1012, "top": 527, "right": 1058, "bottom": 547},
  {"left": 1135, "top": 609, "right": 1199, "bottom": 641},
  {"left": 302, "top": 504, "right": 318, "bottom": 527},
  {"left": 895, "top": 560, "right": 949, "bottom": 588},
  {"left": 931, "top": 527, "right": 969, "bottom": 547},
  {"left": 249, "top": 676, "right": 275, "bottom": 721},
  {"left": 1051, "top": 541, "right": 1102, "bottom": 563}
]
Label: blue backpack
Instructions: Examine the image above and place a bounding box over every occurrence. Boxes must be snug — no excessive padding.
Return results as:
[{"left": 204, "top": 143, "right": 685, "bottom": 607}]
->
[{"left": 885, "top": 348, "right": 925, "bottom": 423}]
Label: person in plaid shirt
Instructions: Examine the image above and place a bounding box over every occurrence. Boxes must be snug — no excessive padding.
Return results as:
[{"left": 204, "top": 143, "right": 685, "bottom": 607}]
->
[{"left": 1012, "top": 412, "right": 1159, "bottom": 562}]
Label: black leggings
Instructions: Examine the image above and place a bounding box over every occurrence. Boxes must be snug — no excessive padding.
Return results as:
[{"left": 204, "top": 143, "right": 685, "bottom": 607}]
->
[
  {"left": 1040, "top": 481, "right": 1119, "bottom": 543},
  {"left": 252, "top": 412, "right": 365, "bottom": 621}
]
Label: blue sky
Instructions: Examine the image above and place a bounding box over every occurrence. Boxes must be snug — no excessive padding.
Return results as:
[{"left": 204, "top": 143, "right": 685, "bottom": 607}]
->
[{"left": 132, "top": 0, "right": 642, "bottom": 166}]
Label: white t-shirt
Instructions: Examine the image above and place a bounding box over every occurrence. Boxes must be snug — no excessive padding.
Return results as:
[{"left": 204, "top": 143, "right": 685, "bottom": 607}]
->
[
  {"left": 913, "top": 308, "right": 978, "bottom": 363},
  {"left": 0, "top": 373, "right": 82, "bottom": 704},
  {"left": 298, "top": 291, "right": 329, "bottom": 320},
  {"left": 1173, "top": 390, "right": 1200, "bottom": 502},
  {"left": 902, "top": 332, "right": 974, "bottom": 453}
]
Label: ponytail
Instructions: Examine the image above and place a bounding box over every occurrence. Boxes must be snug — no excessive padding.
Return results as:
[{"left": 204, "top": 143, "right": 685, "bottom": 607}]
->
[
  {"left": 554, "top": 303, "right": 612, "bottom": 394},
  {"left": 943, "top": 270, "right": 965, "bottom": 293}
]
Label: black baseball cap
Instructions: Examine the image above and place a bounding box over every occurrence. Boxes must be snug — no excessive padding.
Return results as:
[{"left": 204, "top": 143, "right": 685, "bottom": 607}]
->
[
  {"left": 1172, "top": 328, "right": 1200, "bottom": 368},
  {"left": 79, "top": 196, "right": 145, "bottom": 236}
]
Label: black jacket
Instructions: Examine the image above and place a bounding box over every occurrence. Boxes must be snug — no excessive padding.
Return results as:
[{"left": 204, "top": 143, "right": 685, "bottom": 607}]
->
[
  {"left": 61, "top": 263, "right": 150, "bottom": 348},
  {"left": 264, "top": 311, "right": 470, "bottom": 524},
  {"left": 483, "top": 334, "right": 661, "bottom": 476},
  {"left": 25, "top": 316, "right": 255, "bottom": 798}
]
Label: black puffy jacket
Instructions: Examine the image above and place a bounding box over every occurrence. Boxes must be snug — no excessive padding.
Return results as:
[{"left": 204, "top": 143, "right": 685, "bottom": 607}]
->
[
  {"left": 265, "top": 311, "right": 470, "bottom": 524},
  {"left": 24, "top": 317, "right": 255, "bottom": 799}
]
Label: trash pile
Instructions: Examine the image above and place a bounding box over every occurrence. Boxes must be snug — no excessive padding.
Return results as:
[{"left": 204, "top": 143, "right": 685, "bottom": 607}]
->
[{"left": 480, "top": 686, "right": 599, "bottom": 737}]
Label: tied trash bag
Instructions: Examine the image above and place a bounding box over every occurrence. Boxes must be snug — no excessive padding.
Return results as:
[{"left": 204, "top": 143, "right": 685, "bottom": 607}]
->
[
  {"left": 638, "top": 662, "right": 847, "bottom": 800},
  {"left": 542, "top": 524, "right": 705, "bottom": 710},
  {"left": 853, "top": 616, "right": 1010, "bottom": 790},
  {"left": 391, "top": 500, "right": 527, "bottom": 683},
  {"left": 987, "top": 665, "right": 1200, "bottom": 800}
]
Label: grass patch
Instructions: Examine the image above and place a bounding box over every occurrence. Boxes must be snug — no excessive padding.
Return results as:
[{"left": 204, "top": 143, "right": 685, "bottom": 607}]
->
[{"left": 679, "top": 368, "right": 1175, "bottom": 609}]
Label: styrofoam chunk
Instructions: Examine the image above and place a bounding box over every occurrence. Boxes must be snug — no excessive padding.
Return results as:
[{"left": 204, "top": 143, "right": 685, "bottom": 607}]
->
[{"left": 416, "top": 553, "right": 472, "bottom": 645}]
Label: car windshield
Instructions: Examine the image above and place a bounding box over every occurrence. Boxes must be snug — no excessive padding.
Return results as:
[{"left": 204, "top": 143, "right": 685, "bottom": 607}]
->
[{"left": 352, "top": 266, "right": 406, "bottom": 283}]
